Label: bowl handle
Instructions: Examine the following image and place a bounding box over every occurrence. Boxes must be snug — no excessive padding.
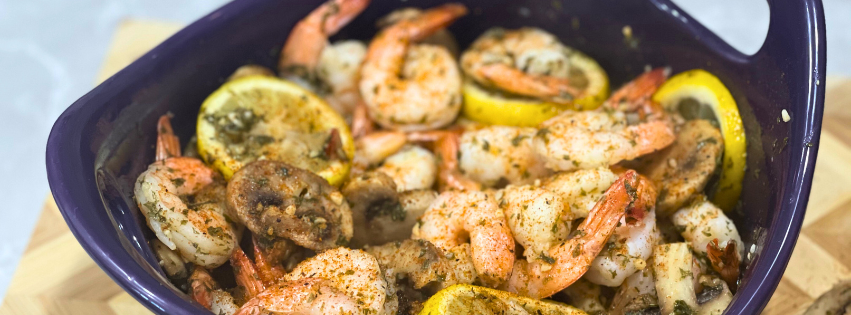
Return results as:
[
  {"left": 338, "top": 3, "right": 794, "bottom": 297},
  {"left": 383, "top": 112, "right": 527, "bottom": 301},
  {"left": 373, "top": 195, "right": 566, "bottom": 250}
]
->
[{"left": 755, "top": 0, "right": 826, "bottom": 69}]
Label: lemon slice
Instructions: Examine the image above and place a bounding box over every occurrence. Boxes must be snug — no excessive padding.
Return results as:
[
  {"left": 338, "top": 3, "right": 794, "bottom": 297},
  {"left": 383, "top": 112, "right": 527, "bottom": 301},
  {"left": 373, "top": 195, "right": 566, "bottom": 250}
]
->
[
  {"left": 419, "top": 284, "right": 587, "bottom": 315},
  {"left": 461, "top": 52, "right": 609, "bottom": 127},
  {"left": 652, "top": 69, "right": 746, "bottom": 211},
  {"left": 197, "top": 75, "right": 354, "bottom": 186}
]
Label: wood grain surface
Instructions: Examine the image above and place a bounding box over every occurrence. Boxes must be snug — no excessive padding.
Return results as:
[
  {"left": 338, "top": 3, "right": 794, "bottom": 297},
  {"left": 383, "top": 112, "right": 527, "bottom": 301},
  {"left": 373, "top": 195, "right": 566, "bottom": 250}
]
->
[{"left": 1, "top": 19, "right": 848, "bottom": 315}]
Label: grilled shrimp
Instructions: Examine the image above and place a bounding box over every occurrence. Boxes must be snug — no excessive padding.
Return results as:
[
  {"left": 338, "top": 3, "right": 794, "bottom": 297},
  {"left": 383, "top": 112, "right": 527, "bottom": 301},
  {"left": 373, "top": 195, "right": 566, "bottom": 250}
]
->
[
  {"left": 505, "top": 170, "right": 653, "bottom": 299},
  {"left": 135, "top": 116, "right": 236, "bottom": 268},
  {"left": 639, "top": 119, "right": 724, "bottom": 215},
  {"left": 412, "top": 190, "right": 515, "bottom": 287},
  {"left": 283, "top": 247, "right": 389, "bottom": 315},
  {"left": 227, "top": 160, "right": 353, "bottom": 251},
  {"left": 278, "top": 0, "right": 370, "bottom": 118},
  {"left": 189, "top": 267, "right": 239, "bottom": 315},
  {"left": 533, "top": 68, "right": 675, "bottom": 172},
  {"left": 235, "top": 278, "right": 365, "bottom": 315},
  {"left": 541, "top": 167, "right": 618, "bottom": 219},
  {"left": 458, "top": 126, "right": 550, "bottom": 187},
  {"left": 365, "top": 239, "right": 475, "bottom": 290},
  {"left": 359, "top": 4, "right": 467, "bottom": 130},
  {"left": 342, "top": 171, "right": 437, "bottom": 247},
  {"left": 461, "top": 27, "right": 582, "bottom": 104},
  {"left": 672, "top": 198, "right": 743, "bottom": 290},
  {"left": 498, "top": 185, "right": 571, "bottom": 265},
  {"left": 585, "top": 208, "right": 660, "bottom": 287},
  {"left": 376, "top": 145, "right": 438, "bottom": 192},
  {"left": 533, "top": 110, "right": 675, "bottom": 172},
  {"left": 352, "top": 130, "right": 408, "bottom": 171}
]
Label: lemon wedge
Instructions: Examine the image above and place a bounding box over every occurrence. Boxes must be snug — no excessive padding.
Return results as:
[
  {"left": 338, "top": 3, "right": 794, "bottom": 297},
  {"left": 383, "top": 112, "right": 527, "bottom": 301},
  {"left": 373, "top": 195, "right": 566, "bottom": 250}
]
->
[
  {"left": 652, "top": 69, "right": 746, "bottom": 211},
  {"left": 196, "top": 75, "right": 354, "bottom": 186},
  {"left": 461, "top": 52, "right": 609, "bottom": 127},
  {"left": 419, "top": 284, "right": 587, "bottom": 315}
]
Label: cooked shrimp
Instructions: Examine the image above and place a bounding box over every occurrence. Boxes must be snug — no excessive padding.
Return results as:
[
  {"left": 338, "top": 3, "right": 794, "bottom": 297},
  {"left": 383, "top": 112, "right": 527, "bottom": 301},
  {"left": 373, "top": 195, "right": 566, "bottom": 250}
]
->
[
  {"left": 458, "top": 126, "right": 550, "bottom": 187},
  {"left": 251, "top": 237, "right": 287, "bottom": 287},
  {"left": 365, "top": 239, "right": 474, "bottom": 289},
  {"left": 135, "top": 116, "right": 236, "bottom": 268},
  {"left": 359, "top": 4, "right": 467, "bottom": 130},
  {"left": 412, "top": 190, "right": 515, "bottom": 287},
  {"left": 376, "top": 145, "right": 437, "bottom": 192},
  {"left": 278, "top": 0, "right": 370, "bottom": 117},
  {"left": 352, "top": 130, "right": 408, "bottom": 171},
  {"left": 533, "top": 110, "right": 675, "bottom": 172},
  {"left": 672, "top": 198, "right": 743, "bottom": 290},
  {"left": 279, "top": 0, "right": 368, "bottom": 77},
  {"left": 227, "top": 160, "right": 353, "bottom": 251},
  {"left": 235, "top": 278, "right": 365, "bottom": 315},
  {"left": 504, "top": 170, "right": 652, "bottom": 299},
  {"left": 585, "top": 208, "right": 660, "bottom": 287},
  {"left": 460, "top": 27, "right": 582, "bottom": 104},
  {"left": 342, "top": 171, "right": 436, "bottom": 247},
  {"left": 231, "top": 246, "right": 267, "bottom": 299},
  {"left": 409, "top": 130, "right": 480, "bottom": 191},
  {"left": 541, "top": 167, "right": 618, "bottom": 219},
  {"left": 498, "top": 185, "right": 571, "bottom": 265},
  {"left": 639, "top": 119, "right": 724, "bottom": 215},
  {"left": 189, "top": 267, "right": 239, "bottom": 315},
  {"left": 283, "top": 247, "right": 388, "bottom": 315},
  {"left": 377, "top": 8, "right": 460, "bottom": 56}
]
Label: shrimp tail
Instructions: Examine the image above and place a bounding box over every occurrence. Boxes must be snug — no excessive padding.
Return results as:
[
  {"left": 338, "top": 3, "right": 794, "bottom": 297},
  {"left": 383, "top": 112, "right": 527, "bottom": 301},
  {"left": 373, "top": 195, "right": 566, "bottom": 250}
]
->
[
  {"left": 415, "top": 130, "right": 479, "bottom": 191},
  {"left": 252, "top": 237, "right": 286, "bottom": 287},
  {"left": 280, "top": 0, "right": 371, "bottom": 74},
  {"left": 351, "top": 101, "right": 374, "bottom": 138},
  {"left": 400, "top": 4, "right": 467, "bottom": 42},
  {"left": 156, "top": 115, "right": 181, "bottom": 161},
  {"left": 604, "top": 67, "right": 670, "bottom": 112},
  {"left": 477, "top": 63, "right": 581, "bottom": 104},
  {"left": 231, "top": 246, "right": 266, "bottom": 299},
  {"left": 625, "top": 174, "right": 657, "bottom": 225},
  {"left": 707, "top": 239, "right": 740, "bottom": 293},
  {"left": 188, "top": 267, "right": 217, "bottom": 310}
]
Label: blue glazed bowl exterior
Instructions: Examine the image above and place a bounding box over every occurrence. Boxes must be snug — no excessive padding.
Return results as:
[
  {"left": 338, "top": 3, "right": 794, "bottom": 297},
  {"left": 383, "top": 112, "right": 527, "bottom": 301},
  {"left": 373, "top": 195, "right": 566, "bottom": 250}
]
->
[{"left": 46, "top": 0, "right": 825, "bottom": 314}]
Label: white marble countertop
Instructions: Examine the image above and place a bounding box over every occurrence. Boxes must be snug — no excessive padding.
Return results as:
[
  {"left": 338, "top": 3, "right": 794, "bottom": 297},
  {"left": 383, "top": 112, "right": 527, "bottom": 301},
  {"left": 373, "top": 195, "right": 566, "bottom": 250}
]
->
[{"left": 0, "top": 0, "right": 847, "bottom": 301}]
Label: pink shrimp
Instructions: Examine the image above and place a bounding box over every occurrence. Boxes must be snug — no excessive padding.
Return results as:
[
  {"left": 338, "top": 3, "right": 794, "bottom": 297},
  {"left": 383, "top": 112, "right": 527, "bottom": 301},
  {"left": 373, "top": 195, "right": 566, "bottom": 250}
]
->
[{"left": 504, "top": 170, "right": 655, "bottom": 299}]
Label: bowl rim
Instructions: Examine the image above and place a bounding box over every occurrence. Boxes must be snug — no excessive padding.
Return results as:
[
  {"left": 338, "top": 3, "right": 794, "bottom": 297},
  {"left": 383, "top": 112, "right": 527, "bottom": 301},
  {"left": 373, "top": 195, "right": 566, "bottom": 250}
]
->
[{"left": 46, "top": 0, "right": 826, "bottom": 314}]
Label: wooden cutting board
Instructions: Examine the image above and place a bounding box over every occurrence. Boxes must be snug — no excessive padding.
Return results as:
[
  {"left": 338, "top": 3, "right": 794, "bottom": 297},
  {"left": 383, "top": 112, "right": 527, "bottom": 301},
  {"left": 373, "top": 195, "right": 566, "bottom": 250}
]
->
[{"left": 1, "top": 20, "right": 849, "bottom": 315}]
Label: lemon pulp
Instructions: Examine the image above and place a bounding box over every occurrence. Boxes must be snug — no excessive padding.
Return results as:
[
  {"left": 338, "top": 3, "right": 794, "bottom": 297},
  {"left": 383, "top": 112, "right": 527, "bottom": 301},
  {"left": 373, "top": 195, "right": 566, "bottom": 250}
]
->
[{"left": 196, "top": 75, "right": 354, "bottom": 186}]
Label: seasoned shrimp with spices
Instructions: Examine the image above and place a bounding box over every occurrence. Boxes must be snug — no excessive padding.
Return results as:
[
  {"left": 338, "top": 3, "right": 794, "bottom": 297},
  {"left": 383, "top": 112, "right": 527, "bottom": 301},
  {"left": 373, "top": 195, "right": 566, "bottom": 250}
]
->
[
  {"left": 227, "top": 160, "right": 353, "bottom": 251},
  {"left": 135, "top": 116, "right": 236, "bottom": 268},
  {"left": 585, "top": 207, "right": 660, "bottom": 287},
  {"left": 672, "top": 198, "right": 743, "bottom": 290},
  {"left": 365, "top": 239, "right": 475, "bottom": 290},
  {"left": 376, "top": 145, "right": 438, "bottom": 192},
  {"left": 282, "top": 247, "right": 389, "bottom": 315},
  {"left": 541, "top": 167, "right": 619, "bottom": 219},
  {"left": 188, "top": 267, "right": 239, "bottom": 315},
  {"left": 235, "top": 278, "right": 365, "bottom": 315},
  {"left": 412, "top": 190, "right": 515, "bottom": 287},
  {"left": 498, "top": 185, "right": 571, "bottom": 265},
  {"left": 458, "top": 126, "right": 550, "bottom": 187},
  {"left": 279, "top": 0, "right": 370, "bottom": 118},
  {"left": 533, "top": 68, "right": 675, "bottom": 172},
  {"left": 359, "top": 4, "right": 467, "bottom": 130},
  {"left": 461, "top": 27, "right": 584, "bottom": 104},
  {"left": 505, "top": 170, "right": 653, "bottom": 299}
]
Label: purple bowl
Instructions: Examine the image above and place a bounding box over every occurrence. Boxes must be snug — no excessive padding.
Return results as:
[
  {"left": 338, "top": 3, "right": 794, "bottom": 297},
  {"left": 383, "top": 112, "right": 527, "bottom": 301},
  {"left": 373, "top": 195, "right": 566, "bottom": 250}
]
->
[{"left": 46, "top": 0, "right": 825, "bottom": 313}]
